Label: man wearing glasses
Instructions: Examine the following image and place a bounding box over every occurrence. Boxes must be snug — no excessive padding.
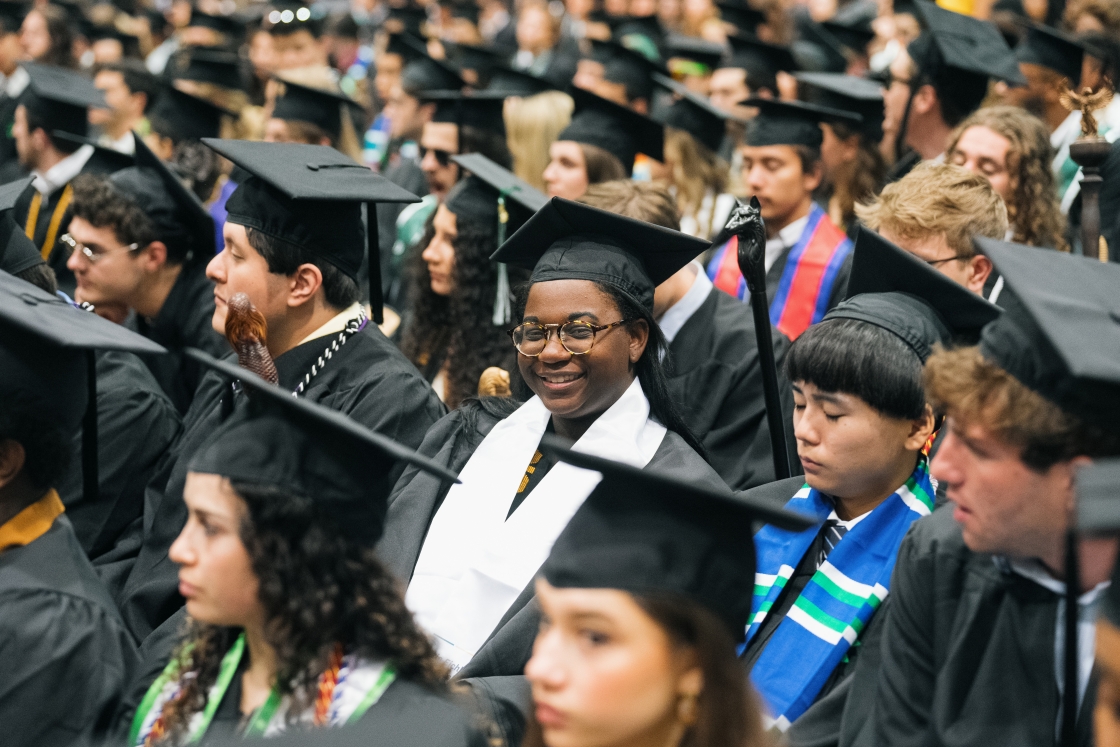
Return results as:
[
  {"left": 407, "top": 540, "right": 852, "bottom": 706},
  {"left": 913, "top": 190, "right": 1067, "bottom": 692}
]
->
[{"left": 855, "top": 162, "right": 1009, "bottom": 301}]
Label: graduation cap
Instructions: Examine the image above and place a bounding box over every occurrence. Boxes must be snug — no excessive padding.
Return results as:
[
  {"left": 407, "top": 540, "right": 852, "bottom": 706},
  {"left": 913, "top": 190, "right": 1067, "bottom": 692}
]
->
[
  {"left": 537, "top": 436, "right": 816, "bottom": 641},
  {"left": 822, "top": 17, "right": 875, "bottom": 55},
  {"left": 20, "top": 62, "right": 107, "bottom": 140},
  {"left": 147, "top": 84, "right": 234, "bottom": 143},
  {"left": 400, "top": 53, "right": 467, "bottom": 96},
  {"left": 665, "top": 33, "right": 727, "bottom": 72},
  {"left": 0, "top": 1, "right": 27, "bottom": 34},
  {"left": 720, "top": 32, "right": 797, "bottom": 93},
  {"left": 170, "top": 48, "right": 245, "bottom": 92},
  {"left": 89, "top": 24, "right": 143, "bottom": 58},
  {"left": 1015, "top": 22, "right": 1084, "bottom": 84},
  {"left": 484, "top": 65, "right": 558, "bottom": 96},
  {"left": 742, "top": 97, "right": 861, "bottom": 148},
  {"left": 556, "top": 87, "right": 664, "bottom": 173},
  {"left": 385, "top": 30, "right": 430, "bottom": 64},
  {"left": 653, "top": 73, "right": 738, "bottom": 154},
  {"left": 439, "top": 0, "right": 479, "bottom": 26},
  {"left": 974, "top": 237, "right": 1120, "bottom": 434},
  {"left": 188, "top": 9, "right": 243, "bottom": 37},
  {"left": 795, "top": 71, "right": 884, "bottom": 143},
  {"left": 422, "top": 90, "right": 507, "bottom": 137},
  {"left": 795, "top": 18, "right": 849, "bottom": 73},
  {"left": 184, "top": 348, "right": 458, "bottom": 546},
  {"left": 716, "top": 1, "right": 765, "bottom": 35},
  {"left": 492, "top": 196, "right": 709, "bottom": 312},
  {"left": 610, "top": 14, "right": 664, "bottom": 55},
  {"left": 0, "top": 177, "right": 44, "bottom": 276},
  {"left": 447, "top": 152, "right": 546, "bottom": 232},
  {"left": 0, "top": 269, "right": 166, "bottom": 506},
  {"left": 105, "top": 134, "right": 215, "bottom": 258},
  {"left": 589, "top": 38, "right": 666, "bottom": 102},
  {"left": 910, "top": 0, "right": 1026, "bottom": 93},
  {"left": 201, "top": 139, "right": 421, "bottom": 324},
  {"left": 385, "top": 5, "right": 428, "bottom": 36},
  {"left": 272, "top": 78, "right": 362, "bottom": 141},
  {"left": 442, "top": 40, "right": 504, "bottom": 81},
  {"left": 824, "top": 228, "right": 1000, "bottom": 362}
]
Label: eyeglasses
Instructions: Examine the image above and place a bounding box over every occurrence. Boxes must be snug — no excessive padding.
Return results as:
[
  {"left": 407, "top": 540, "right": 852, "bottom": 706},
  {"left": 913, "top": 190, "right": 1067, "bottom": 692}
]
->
[
  {"left": 420, "top": 146, "right": 452, "bottom": 168},
  {"left": 508, "top": 320, "right": 630, "bottom": 357},
  {"left": 924, "top": 255, "right": 970, "bottom": 267},
  {"left": 61, "top": 233, "right": 139, "bottom": 263}
]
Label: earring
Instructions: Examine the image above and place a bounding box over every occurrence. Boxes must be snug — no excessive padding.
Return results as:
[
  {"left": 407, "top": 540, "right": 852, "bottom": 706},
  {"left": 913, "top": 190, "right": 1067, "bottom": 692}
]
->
[{"left": 678, "top": 692, "right": 699, "bottom": 726}]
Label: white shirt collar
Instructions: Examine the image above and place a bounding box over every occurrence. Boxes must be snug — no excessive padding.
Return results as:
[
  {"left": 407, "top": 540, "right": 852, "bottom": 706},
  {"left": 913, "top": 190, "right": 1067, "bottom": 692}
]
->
[
  {"left": 3, "top": 66, "right": 28, "bottom": 98},
  {"left": 764, "top": 214, "right": 809, "bottom": 273},
  {"left": 98, "top": 130, "right": 135, "bottom": 154},
  {"left": 1006, "top": 557, "right": 1110, "bottom": 602},
  {"left": 658, "top": 261, "right": 712, "bottom": 344},
  {"left": 31, "top": 144, "right": 94, "bottom": 196}
]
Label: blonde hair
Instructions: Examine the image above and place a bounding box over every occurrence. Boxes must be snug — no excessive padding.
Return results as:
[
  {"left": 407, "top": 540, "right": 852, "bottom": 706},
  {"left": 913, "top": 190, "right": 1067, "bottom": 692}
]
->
[
  {"left": 855, "top": 162, "right": 1008, "bottom": 257},
  {"left": 946, "top": 105, "right": 1067, "bottom": 251},
  {"left": 663, "top": 127, "right": 728, "bottom": 235},
  {"left": 504, "top": 90, "right": 574, "bottom": 192},
  {"left": 578, "top": 179, "right": 681, "bottom": 230}
]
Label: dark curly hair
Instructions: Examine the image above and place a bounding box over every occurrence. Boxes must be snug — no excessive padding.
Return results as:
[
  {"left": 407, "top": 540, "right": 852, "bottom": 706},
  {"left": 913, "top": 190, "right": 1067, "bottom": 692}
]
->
[
  {"left": 400, "top": 212, "right": 526, "bottom": 409},
  {"left": 155, "top": 482, "right": 449, "bottom": 742},
  {"left": 70, "top": 173, "right": 196, "bottom": 264}
]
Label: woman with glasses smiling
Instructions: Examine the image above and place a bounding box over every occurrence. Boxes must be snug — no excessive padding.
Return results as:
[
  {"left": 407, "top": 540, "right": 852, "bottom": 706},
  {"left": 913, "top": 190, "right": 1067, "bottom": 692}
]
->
[{"left": 379, "top": 196, "right": 724, "bottom": 747}]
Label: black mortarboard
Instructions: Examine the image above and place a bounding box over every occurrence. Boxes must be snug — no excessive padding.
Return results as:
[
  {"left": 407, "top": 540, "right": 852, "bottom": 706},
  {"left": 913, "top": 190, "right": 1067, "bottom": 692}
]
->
[
  {"left": 796, "top": 71, "right": 884, "bottom": 143},
  {"left": 185, "top": 348, "right": 457, "bottom": 546},
  {"left": 825, "top": 228, "right": 1000, "bottom": 361},
  {"left": 440, "top": 0, "right": 479, "bottom": 26},
  {"left": 492, "top": 196, "right": 709, "bottom": 311},
  {"left": 484, "top": 65, "right": 558, "bottom": 96},
  {"left": 188, "top": 10, "right": 242, "bottom": 37},
  {"left": 400, "top": 54, "right": 467, "bottom": 96},
  {"left": 423, "top": 90, "right": 507, "bottom": 136},
  {"left": 447, "top": 152, "right": 547, "bottom": 231},
  {"left": 272, "top": 78, "right": 362, "bottom": 140},
  {"left": 443, "top": 41, "right": 503, "bottom": 80},
  {"left": 385, "top": 31, "right": 429, "bottom": 64},
  {"left": 202, "top": 139, "right": 421, "bottom": 324},
  {"left": 107, "top": 135, "right": 215, "bottom": 258},
  {"left": 611, "top": 14, "right": 664, "bottom": 55},
  {"left": 975, "top": 237, "right": 1120, "bottom": 433},
  {"left": 538, "top": 436, "right": 815, "bottom": 641},
  {"left": 89, "top": 24, "right": 143, "bottom": 59},
  {"left": 721, "top": 32, "right": 797, "bottom": 93},
  {"left": 743, "top": 97, "right": 861, "bottom": 148},
  {"left": 653, "top": 73, "right": 737, "bottom": 154},
  {"left": 386, "top": 5, "right": 428, "bottom": 36},
  {"left": 147, "top": 85, "right": 233, "bottom": 143},
  {"left": 0, "top": 1, "right": 26, "bottom": 35},
  {"left": 716, "top": 1, "right": 765, "bottom": 35},
  {"left": 170, "top": 48, "right": 245, "bottom": 92},
  {"left": 556, "top": 87, "right": 664, "bottom": 173},
  {"left": 20, "top": 62, "right": 107, "bottom": 139},
  {"left": 1016, "top": 22, "right": 1084, "bottom": 84},
  {"left": 589, "top": 38, "right": 665, "bottom": 102},
  {"left": 0, "top": 269, "right": 166, "bottom": 503},
  {"left": 911, "top": 1, "right": 1026, "bottom": 88},
  {"left": 822, "top": 18, "right": 875, "bottom": 55},
  {"left": 795, "top": 18, "right": 849, "bottom": 73},
  {"left": 49, "top": 131, "right": 137, "bottom": 171},
  {"left": 0, "top": 177, "right": 43, "bottom": 276},
  {"left": 666, "top": 33, "right": 726, "bottom": 72}
]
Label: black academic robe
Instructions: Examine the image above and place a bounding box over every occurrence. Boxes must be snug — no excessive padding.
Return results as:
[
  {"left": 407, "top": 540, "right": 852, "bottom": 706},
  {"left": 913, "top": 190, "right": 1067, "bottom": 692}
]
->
[
  {"left": 115, "top": 323, "right": 445, "bottom": 643},
  {"left": 377, "top": 397, "right": 728, "bottom": 746},
  {"left": 854, "top": 505, "right": 1094, "bottom": 747},
  {"left": 0, "top": 515, "right": 139, "bottom": 747},
  {"left": 126, "top": 261, "right": 228, "bottom": 414},
  {"left": 736, "top": 477, "right": 884, "bottom": 747},
  {"left": 12, "top": 145, "right": 134, "bottom": 295},
  {"left": 55, "top": 351, "right": 182, "bottom": 586},
  {"left": 0, "top": 91, "right": 20, "bottom": 172},
  {"left": 666, "top": 287, "right": 796, "bottom": 491}
]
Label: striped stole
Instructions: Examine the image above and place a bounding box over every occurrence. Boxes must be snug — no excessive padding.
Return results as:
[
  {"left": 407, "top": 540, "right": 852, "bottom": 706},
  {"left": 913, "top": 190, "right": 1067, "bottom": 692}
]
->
[
  {"left": 747, "top": 460, "right": 934, "bottom": 731},
  {"left": 706, "top": 204, "right": 852, "bottom": 340}
]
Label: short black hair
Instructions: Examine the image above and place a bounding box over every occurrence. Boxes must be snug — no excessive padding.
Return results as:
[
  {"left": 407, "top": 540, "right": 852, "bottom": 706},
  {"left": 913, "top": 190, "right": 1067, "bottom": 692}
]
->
[
  {"left": 0, "top": 404, "right": 72, "bottom": 490},
  {"left": 246, "top": 227, "right": 360, "bottom": 310},
  {"left": 786, "top": 318, "right": 926, "bottom": 419},
  {"left": 96, "top": 60, "right": 161, "bottom": 112},
  {"left": 24, "top": 104, "right": 81, "bottom": 154}
]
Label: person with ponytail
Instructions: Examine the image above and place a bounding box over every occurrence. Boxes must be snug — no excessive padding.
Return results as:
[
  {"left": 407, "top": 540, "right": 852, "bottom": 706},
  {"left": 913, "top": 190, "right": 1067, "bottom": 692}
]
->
[{"left": 378, "top": 197, "right": 724, "bottom": 747}]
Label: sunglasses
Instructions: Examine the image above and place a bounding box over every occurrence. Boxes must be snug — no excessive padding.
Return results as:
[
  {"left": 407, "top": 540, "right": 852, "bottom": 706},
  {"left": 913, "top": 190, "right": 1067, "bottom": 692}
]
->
[{"left": 420, "top": 146, "right": 453, "bottom": 168}]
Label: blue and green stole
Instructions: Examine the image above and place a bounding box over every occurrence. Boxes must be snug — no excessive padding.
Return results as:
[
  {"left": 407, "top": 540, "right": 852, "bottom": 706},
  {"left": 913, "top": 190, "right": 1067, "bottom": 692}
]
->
[{"left": 747, "top": 460, "right": 934, "bottom": 730}]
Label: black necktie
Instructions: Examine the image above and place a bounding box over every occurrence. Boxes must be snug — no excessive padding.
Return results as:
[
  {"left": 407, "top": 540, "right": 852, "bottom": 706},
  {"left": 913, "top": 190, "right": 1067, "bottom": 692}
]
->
[{"left": 818, "top": 519, "right": 849, "bottom": 567}]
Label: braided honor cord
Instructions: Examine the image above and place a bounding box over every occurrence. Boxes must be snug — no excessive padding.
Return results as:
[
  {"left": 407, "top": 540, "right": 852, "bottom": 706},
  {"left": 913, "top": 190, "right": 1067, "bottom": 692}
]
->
[{"left": 291, "top": 312, "right": 368, "bottom": 396}]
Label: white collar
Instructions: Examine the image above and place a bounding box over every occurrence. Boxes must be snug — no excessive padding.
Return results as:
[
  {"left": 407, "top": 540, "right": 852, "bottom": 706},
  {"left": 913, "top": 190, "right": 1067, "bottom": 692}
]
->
[
  {"left": 825, "top": 508, "right": 872, "bottom": 531},
  {"left": 1006, "top": 557, "right": 1110, "bottom": 604},
  {"left": 31, "top": 145, "right": 94, "bottom": 196},
  {"left": 764, "top": 213, "right": 809, "bottom": 272},
  {"left": 98, "top": 130, "right": 135, "bottom": 154},
  {"left": 296, "top": 302, "right": 363, "bottom": 345},
  {"left": 659, "top": 261, "right": 712, "bottom": 344},
  {"left": 3, "top": 66, "right": 28, "bottom": 98}
]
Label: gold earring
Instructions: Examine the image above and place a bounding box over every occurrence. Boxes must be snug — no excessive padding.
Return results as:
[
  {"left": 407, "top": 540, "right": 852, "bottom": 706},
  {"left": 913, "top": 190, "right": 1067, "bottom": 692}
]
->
[{"left": 678, "top": 692, "right": 699, "bottom": 726}]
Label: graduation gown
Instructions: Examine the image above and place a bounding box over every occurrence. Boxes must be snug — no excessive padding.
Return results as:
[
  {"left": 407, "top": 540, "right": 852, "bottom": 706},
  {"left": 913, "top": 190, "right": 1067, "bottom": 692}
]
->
[
  {"left": 0, "top": 514, "right": 140, "bottom": 747},
  {"left": 857, "top": 505, "right": 1094, "bottom": 747},
  {"left": 115, "top": 321, "right": 445, "bottom": 643},
  {"left": 55, "top": 351, "right": 182, "bottom": 584},
  {"left": 126, "top": 261, "right": 228, "bottom": 414},
  {"left": 377, "top": 397, "right": 727, "bottom": 746},
  {"left": 666, "top": 287, "right": 796, "bottom": 490},
  {"left": 736, "top": 477, "right": 884, "bottom": 747}
]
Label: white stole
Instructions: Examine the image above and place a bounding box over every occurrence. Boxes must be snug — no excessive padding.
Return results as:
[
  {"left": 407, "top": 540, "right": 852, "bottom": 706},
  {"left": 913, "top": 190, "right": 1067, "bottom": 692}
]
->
[{"left": 404, "top": 378, "right": 667, "bottom": 673}]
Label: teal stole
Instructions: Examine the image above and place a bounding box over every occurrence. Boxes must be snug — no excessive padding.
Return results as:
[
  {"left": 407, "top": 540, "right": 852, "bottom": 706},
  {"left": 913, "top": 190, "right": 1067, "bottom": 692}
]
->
[{"left": 747, "top": 460, "right": 934, "bottom": 730}]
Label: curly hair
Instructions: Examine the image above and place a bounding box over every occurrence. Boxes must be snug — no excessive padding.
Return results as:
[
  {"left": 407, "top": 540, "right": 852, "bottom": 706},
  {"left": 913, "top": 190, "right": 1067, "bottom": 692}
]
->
[
  {"left": 155, "top": 482, "right": 449, "bottom": 743},
  {"left": 946, "top": 106, "right": 1067, "bottom": 251},
  {"left": 400, "top": 212, "right": 525, "bottom": 409},
  {"left": 70, "top": 173, "right": 194, "bottom": 263}
]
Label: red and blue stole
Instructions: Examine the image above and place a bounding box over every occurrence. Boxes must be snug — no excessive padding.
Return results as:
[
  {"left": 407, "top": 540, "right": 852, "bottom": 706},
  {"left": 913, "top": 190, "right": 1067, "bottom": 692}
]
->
[{"left": 706, "top": 204, "right": 852, "bottom": 340}]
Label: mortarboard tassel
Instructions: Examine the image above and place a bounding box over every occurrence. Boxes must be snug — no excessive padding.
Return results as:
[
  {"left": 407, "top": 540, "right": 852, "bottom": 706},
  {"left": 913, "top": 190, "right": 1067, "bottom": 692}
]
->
[{"left": 492, "top": 187, "right": 517, "bottom": 326}]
